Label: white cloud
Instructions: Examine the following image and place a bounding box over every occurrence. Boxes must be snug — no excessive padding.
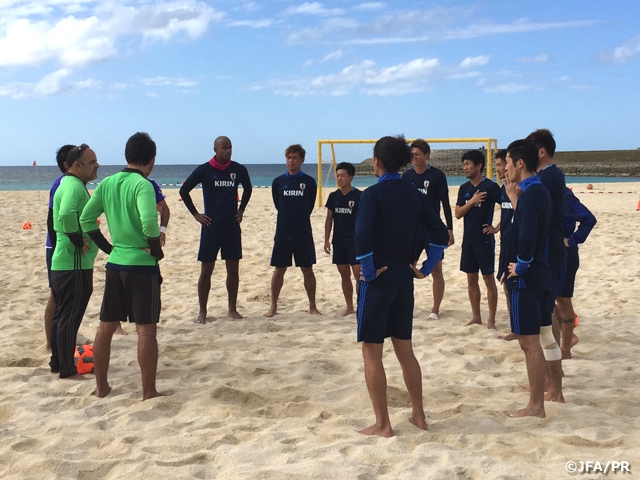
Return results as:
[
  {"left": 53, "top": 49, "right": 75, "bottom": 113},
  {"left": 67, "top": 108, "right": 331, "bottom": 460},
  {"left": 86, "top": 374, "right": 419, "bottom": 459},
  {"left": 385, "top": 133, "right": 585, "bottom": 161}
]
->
[
  {"left": 0, "top": 1, "right": 224, "bottom": 68},
  {"left": 145, "top": 92, "right": 158, "bottom": 98},
  {"left": 229, "top": 19, "right": 273, "bottom": 28},
  {"left": 140, "top": 76, "right": 197, "bottom": 87},
  {"left": 482, "top": 82, "right": 535, "bottom": 94},
  {"left": 258, "top": 56, "right": 495, "bottom": 96},
  {"left": 517, "top": 53, "right": 549, "bottom": 63},
  {"left": 0, "top": 67, "right": 116, "bottom": 98},
  {"left": 321, "top": 49, "right": 343, "bottom": 62},
  {"left": 353, "top": 2, "right": 385, "bottom": 11},
  {"left": 285, "top": 2, "right": 344, "bottom": 16},
  {"left": 459, "top": 55, "right": 490, "bottom": 68},
  {"left": 604, "top": 36, "right": 640, "bottom": 63}
]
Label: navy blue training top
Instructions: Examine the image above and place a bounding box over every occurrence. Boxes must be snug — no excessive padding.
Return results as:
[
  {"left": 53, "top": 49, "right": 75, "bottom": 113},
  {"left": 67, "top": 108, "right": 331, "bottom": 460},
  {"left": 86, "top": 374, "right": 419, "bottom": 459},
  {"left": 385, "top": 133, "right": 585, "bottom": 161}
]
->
[
  {"left": 456, "top": 177, "right": 501, "bottom": 245},
  {"left": 355, "top": 175, "right": 449, "bottom": 269},
  {"left": 402, "top": 165, "right": 453, "bottom": 230},
  {"left": 180, "top": 161, "right": 252, "bottom": 224},
  {"left": 325, "top": 187, "right": 362, "bottom": 245},
  {"left": 499, "top": 184, "right": 514, "bottom": 238},
  {"left": 272, "top": 171, "right": 317, "bottom": 238},
  {"left": 564, "top": 188, "right": 597, "bottom": 248},
  {"left": 504, "top": 177, "right": 552, "bottom": 291},
  {"left": 537, "top": 164, "right": 566, "bottom": 273}
]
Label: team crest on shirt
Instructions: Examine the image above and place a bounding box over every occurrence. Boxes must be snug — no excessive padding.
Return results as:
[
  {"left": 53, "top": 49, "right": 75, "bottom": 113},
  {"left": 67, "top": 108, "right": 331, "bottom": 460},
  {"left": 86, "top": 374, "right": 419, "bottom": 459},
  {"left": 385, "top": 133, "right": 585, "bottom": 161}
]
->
[
  {"left": 230, "top": 173, "right": 236, "bottom": 181},
  {"left": 300, "top": 183, "right": 306, "bottom": 190},
  {"left": 348, "top": 200, "right": 355, "bottom": 208},
  {"left": 423, "top": 180, "right": 430, "bottom": 188}
]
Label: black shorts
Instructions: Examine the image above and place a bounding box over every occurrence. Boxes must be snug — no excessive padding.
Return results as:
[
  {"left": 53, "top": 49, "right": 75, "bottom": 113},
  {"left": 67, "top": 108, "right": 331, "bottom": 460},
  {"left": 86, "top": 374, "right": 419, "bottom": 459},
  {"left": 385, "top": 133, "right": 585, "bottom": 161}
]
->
[
  {"left": 413, "top": 232, "right": 445, "bottom": 264},
  {"left": 559, "top": 247, "right": 579, "bottom": 298},
  {"left": 332, "top": 241, "right": 358, "bottom": 266},
  {"left": 101, "top": 269, "right": 161, "bottom": 325},
  {"left": 198, "top": 222, "right": 242, "bottom": 263},
  {"left": 46, "top": 247, "right": 54, "bottom": 288},
  {"left": 271, "top": 234, "right": 316, "bottom": 268},
  {"left": 509, "top": 287, "right": 551, "bottom": 335},
  {"left": 460, "top": 241, "right": 495, "bottom": 275},
  {"left": 357, "top": 266, "right": 414, "bottom": 344}
]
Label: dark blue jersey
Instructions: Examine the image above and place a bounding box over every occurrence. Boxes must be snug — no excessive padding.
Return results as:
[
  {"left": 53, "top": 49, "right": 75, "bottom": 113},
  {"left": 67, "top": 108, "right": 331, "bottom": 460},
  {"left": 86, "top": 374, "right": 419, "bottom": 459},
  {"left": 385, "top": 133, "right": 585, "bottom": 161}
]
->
[
  {"left": 272, "top": 171, "right": 317, "bottom": 238},
  {"left": 537, "top": 164, "right": 566, "bottom": 271},
  {"left": 504, "top": 177, "right": 552, "bottom": 291},
  {"left": 402, "top": 165, "right": 453, "bottom": 230},
  {"left": 499, "top": 184, "right": 514, "bottom": 238},
  {"left": 564, "top": 188, "right": 596, "bottom": 247},
  {"left": 325, "top": 187, "right": 362, "bottom": 245},
  {"left": 355, "top": 175, "right": 448, "bottom": 269},
  {"left": 180, "top": 161, "right": 252, "bottom": 225},
  {"left": 148, "top": 179, "right": 166, "bottom": 204},
  {"left": 456, "top": 178, "right": 501, "bottom": 245}
]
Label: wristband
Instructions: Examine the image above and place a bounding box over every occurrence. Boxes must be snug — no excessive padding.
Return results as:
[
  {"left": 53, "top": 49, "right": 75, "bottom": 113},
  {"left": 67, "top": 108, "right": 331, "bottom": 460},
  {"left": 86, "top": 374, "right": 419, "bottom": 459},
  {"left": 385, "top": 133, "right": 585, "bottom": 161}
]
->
[{"left": 159, "top": 226, "right": 167, "bottom": 233}]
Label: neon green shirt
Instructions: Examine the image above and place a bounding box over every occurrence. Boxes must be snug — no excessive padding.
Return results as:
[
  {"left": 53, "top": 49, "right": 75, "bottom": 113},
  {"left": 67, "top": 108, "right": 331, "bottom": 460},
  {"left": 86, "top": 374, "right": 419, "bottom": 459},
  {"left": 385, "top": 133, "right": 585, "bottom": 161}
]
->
[
  {"left": 80, "top": 169, "right": 160, "bottom": 267},
  {"left": 51, "top": 175, "right": 99, "bottom": 271}
]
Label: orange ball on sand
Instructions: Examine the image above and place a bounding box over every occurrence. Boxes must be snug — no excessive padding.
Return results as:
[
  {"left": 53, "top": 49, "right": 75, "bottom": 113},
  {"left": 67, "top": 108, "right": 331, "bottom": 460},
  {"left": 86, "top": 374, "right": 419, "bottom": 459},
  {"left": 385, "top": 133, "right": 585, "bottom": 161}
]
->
[{"left": 586, "top": 184, "right": 593, "bottom": 190}]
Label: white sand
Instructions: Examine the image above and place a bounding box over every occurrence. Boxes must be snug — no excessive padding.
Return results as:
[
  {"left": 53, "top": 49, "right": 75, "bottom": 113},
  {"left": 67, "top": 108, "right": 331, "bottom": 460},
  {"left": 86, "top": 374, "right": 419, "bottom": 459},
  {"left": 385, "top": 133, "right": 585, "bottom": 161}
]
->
[{"left": 1, "top": 183, "right": 639, "bottom": 479}]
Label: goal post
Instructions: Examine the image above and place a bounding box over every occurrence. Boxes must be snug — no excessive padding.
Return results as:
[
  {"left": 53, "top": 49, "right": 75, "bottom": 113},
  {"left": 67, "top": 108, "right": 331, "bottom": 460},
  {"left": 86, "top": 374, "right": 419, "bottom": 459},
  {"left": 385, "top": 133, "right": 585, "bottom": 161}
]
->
[{"left": 317, "top": 138, "right": 499, "bottom": 207}]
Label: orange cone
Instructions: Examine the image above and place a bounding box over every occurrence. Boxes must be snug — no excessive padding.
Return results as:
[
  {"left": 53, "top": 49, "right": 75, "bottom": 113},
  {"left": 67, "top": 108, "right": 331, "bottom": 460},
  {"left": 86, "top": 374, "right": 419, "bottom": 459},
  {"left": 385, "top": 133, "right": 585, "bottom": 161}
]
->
[
  {"left": 574, "top": 310, "right": 579, "bottom": 327},
  {"left": 22, "top": 221, "right": 32, "bottom": 230},
  {"left": 637, "top": 196, "right": 640, "bottom": 211}
]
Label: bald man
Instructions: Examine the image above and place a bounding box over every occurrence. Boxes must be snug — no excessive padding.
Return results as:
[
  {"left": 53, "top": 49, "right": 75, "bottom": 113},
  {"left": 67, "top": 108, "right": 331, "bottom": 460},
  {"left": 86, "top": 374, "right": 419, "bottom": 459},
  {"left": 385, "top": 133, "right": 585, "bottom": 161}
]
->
[{"left": 180, "top": 137, "right": 253, "bottom": 323}]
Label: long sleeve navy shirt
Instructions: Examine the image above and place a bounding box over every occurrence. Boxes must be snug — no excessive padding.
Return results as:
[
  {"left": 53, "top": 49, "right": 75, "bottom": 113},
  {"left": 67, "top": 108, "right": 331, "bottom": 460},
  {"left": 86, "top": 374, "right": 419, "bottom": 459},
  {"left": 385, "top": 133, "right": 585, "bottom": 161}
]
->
[
  {"left": 537, "top": 164, "right": 566, "bottom": 273},
  {"left": 563, "top": 188, "right": 597, "bottom": 247},
  {"left": 355, "top": 175, "right": 449, "bottom": 269}
]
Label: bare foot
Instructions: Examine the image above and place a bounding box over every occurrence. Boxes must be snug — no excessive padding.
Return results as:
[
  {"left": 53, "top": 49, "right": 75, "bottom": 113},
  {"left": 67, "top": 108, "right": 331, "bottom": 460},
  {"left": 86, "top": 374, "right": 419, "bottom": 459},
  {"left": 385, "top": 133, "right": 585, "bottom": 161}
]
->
[
  {"left": 228, "top": 310, "right": 243, "bottom": 320},
  {"left": 263, "top": 305, "right": 277, "bottom": 318},
  {"left": 561, "top": 349, "right": 572, "bottom": 360},
  {"left": 195, "top": 311, "right": 207, "bottom": 324},
  {"left": 544, "top": 391, "right": 565, "bottom": 403},
  {"left": 309, "top": 307, "right": 322, "bottom": 316},
  {"left": 506, "top": 406, "right": 546, "bottom": 418},
  {"left": 358, "top": 423, "right": 393, "bottom": 437},
  {"left": 409, "top": 415, "right": 428, "bottom": 431},
  {"left": 114, "top": 324, "right": 126, "bottom": 335},
  {"left": 94, "top": 385, "right": 112, "bottom": 398},
  {"left": 341, "top": 307, "right": 356, "bottom": 316},
  {"left": 487, "top": 322, "right": 497, "bottom": 330},
  {"left": 465, "top": 318, "right": 482, "bottom": 326},
  {"left": 142, "top": 390, "right": 166, "bottom": 401},
  {"left": 572, "top": 334, "right": 580, "bottom": 347},
  {"left": 499, "top": 333, "right": 519, "bottom": 341}
]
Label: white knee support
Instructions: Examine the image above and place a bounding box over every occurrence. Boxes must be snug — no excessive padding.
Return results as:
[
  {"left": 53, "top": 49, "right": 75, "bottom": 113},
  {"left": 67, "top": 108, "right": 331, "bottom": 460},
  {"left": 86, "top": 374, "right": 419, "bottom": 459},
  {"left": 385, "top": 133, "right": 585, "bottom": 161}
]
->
[{"left": 540, "top": 326, "right": 562, "bottom": 361}]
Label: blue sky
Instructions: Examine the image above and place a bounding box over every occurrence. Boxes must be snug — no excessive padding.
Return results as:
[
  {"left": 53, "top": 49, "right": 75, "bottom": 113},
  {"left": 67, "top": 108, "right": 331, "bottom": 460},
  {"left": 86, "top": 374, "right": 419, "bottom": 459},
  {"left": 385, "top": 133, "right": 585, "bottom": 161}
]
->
[{"left": 1, "top": 0, "right": 639, "bottom": 166}]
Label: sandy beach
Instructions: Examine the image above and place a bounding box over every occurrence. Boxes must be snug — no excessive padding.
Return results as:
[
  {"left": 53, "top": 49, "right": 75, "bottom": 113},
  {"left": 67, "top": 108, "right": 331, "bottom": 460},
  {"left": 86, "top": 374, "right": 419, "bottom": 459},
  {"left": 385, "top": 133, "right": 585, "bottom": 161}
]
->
[{"left": 1, "top": 183, "right": 639, "bottom": 479}]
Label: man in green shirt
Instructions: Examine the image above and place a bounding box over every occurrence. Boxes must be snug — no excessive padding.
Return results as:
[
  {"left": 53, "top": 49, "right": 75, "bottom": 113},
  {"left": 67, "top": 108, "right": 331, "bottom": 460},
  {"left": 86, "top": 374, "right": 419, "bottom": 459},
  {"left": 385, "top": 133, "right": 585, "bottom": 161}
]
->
[
  {"left": 50, "top": 144, "right": 103, "bottom": 378},
  {"left": 80, "top": 132, "right": 164, "bottom": 401}
]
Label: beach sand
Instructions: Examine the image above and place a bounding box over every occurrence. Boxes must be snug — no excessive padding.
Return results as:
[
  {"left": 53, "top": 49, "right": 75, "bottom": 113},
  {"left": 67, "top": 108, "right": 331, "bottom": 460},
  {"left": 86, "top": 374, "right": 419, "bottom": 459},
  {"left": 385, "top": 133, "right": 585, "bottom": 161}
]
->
[{"left": 1, "top": 183, "right": 639, "bottom": 479}]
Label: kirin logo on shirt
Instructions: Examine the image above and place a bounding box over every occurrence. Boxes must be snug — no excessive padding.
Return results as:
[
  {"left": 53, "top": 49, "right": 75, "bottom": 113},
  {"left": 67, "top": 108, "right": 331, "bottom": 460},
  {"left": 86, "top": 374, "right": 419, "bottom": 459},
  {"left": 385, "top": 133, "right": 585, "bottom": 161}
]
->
[{"left": 348, "top": 200, "right": 355, "bottom": 208}]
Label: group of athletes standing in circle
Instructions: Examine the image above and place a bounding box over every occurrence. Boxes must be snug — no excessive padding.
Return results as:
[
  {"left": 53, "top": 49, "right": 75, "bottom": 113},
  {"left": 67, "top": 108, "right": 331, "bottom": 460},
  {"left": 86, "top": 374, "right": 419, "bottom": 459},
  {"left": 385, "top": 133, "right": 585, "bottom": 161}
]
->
[{"left": 43, "top": 130, "right": 595, "bottom": 436}]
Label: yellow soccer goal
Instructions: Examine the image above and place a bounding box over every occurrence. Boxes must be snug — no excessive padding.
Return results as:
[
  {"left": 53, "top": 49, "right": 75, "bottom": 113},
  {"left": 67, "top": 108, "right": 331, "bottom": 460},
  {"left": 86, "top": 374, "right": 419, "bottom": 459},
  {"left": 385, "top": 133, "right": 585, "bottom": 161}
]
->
[{"left": 317, "top": 138, "right": 499, "bottom": 207}]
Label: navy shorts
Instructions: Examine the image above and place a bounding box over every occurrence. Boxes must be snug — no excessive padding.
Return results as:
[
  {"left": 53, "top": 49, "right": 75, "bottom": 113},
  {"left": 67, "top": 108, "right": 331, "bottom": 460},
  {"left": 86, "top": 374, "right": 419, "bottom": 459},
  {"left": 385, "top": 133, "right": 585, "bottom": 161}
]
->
[
  {"left": 413, "top": 232, "right": 445, "bottom": 264},
  {"left": 357, "top": 266, "right": 414, "bottom": 344},
  {"left": 559, "top": 247, "right": 579, "bottom": 298},
  {"left": 101, "top": 269, "right": 161, "bottom": 325},
  {"left": 509, "top": 287, "right": 551, "bottom": 335},
  {"left": 271, "top": 234, "right": 316, "bottom": 268},
  {"left": 198, "top": 222, "right": 242, "bottom": 263},
  {"left": 460, "top": 241, "right": 495, "bottom": 275},
  {"left": 332, "top": 241, "right": 358, "bottom": 266},
  {"left": 46, "top": 247, "right": 54, "bottom": 288}
]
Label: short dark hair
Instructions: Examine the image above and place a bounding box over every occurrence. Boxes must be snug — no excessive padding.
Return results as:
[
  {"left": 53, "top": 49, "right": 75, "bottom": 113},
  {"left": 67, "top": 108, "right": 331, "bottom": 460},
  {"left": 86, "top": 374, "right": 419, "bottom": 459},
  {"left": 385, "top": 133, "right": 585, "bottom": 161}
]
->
[
  {"left": 507, "top": 139, "right": 539, "bottom": 173},
  {"left": 526, "top": 128, "right": 556, "bottom": 158},
  {"left": 410, "top": 139, "right": 430, "bottom": 155},
  {"left": 461, "top": 149, "right": 486, "bottom": 172},
  {"left": 373, "top": 135, "right": 411, "bottom": 173},
  {"left": 125, "top": 132, "right": 156, "bottom": 166},
  {"left": 66, "top": 144, "right": 90, "bottom": 169},
  {"left": 494, "top": 149, "right": 507, "bottom": 161},
  {"left": 285, "top": 144, "right": 306, "bottom": 160},
  {"left": 335, "top": 162, "right": 355, "bottom": 177},
  {"left": 56, "top": 144, "right": 75, "bottom": 173}
]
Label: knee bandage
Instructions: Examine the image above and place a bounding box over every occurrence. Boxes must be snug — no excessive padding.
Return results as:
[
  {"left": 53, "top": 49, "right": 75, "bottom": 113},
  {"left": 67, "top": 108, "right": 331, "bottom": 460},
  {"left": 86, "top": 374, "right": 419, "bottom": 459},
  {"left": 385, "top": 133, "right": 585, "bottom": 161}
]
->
[{"left": 540, "top": 326, "right": 562, "bottom": 361}]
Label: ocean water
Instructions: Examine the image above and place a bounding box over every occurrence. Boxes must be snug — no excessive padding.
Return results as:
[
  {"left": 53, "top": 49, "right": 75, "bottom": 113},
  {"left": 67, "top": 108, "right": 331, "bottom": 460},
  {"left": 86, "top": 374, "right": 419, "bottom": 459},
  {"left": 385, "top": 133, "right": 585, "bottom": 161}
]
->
[{"left": 0, "top": 164, "right": 637, "bottom": 191}]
